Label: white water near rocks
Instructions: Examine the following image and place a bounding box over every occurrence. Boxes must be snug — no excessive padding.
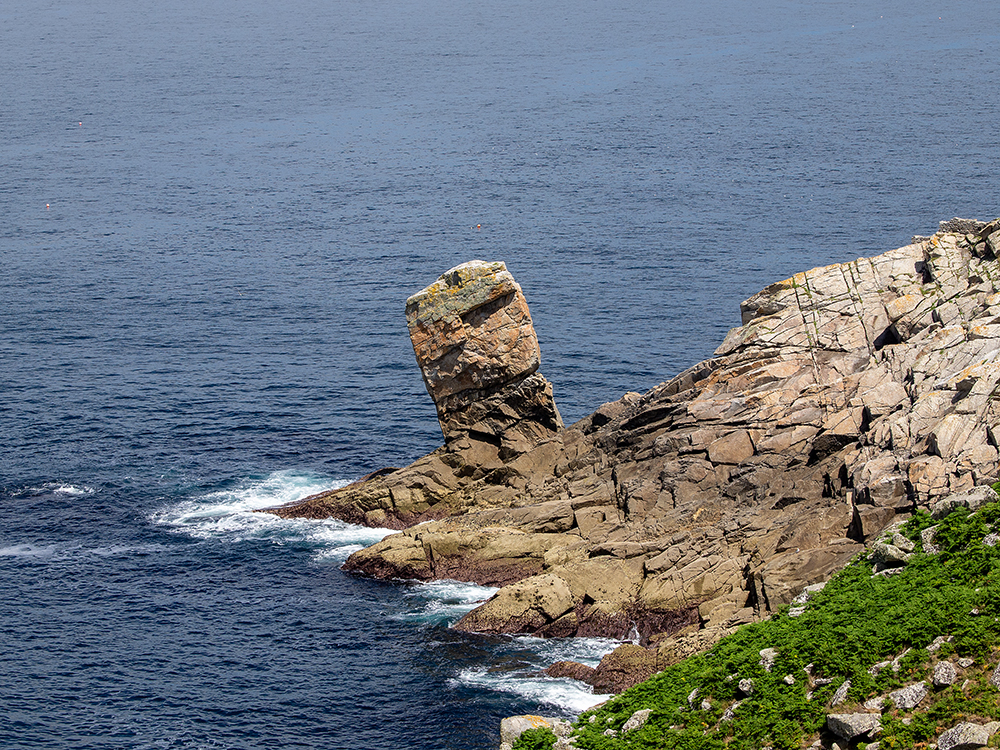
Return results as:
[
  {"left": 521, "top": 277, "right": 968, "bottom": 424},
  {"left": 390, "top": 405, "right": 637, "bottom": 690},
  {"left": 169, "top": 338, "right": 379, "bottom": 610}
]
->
[{"left": 156, "top": 470, "right": 619, "bottom": 709}]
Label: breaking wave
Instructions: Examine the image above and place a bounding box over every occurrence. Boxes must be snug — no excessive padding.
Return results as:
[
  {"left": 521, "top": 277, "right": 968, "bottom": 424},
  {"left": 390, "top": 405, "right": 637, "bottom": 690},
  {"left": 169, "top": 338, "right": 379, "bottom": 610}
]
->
[
  {"left": 454, "top": 664, "right": 613, "bottom": 713},
  {"left": 396, "top": 579, "right": 499, "bottom": 626},
  {"left": 151, "top": 469, "right": 395, "bottom": 558},
  {"left": 151, "top": 469, "right": 620, "bottom": 716},
  {"left": 451, "top": 634, "right": 620, "bottom": 712}
]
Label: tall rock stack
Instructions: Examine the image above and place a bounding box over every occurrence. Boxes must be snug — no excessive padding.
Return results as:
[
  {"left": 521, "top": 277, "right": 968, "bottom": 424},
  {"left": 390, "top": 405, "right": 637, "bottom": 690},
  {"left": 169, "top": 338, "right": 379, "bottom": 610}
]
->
[
  {"left": 405, "top": 261, "right": 562, "bottom": 457},
  {"left": 262, "top": 260, "right": 564, "bottom": 529}
]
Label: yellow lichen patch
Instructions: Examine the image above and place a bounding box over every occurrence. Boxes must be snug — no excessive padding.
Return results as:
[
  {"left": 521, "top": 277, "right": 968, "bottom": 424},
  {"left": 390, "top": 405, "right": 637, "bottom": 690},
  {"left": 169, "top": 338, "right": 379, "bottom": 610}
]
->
[
  {"left": 969, "top": 324, "right": 1000, "bottom": 340},
  {"left": 885, "top": 293, "right": 922, "bottom": 322},
  {"left": 939, "top": 359, "right": 1000, "bottom": 388}
]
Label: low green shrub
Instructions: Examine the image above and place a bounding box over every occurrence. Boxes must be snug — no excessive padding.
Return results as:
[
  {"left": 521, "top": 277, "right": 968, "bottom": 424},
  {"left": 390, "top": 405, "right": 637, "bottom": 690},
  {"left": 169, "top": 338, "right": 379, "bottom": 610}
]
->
[
  {"left": 511, "top": 727, "right": 558, "bottom": 750},
  {"left": 568, "top": 500, "right": 1000, "bottom": 750}
]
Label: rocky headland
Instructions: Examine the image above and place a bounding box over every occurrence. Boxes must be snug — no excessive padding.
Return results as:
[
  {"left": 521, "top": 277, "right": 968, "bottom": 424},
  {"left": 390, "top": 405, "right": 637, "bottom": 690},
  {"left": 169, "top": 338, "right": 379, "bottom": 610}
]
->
[{"left": 264, "top": 217, "right": 1000, "bottom": 691}]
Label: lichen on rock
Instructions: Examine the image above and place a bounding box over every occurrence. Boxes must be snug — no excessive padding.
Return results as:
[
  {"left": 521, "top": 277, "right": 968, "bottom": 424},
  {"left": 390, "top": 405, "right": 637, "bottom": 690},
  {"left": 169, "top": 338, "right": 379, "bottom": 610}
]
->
[{"left": 405, "top": 259, "right": 563, "bottom": 449}]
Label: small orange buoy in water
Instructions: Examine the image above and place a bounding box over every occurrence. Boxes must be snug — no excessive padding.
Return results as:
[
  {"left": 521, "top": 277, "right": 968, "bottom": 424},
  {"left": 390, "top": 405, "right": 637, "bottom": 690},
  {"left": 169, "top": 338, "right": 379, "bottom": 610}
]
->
[
  {"left": 476, "top": 224, "right": 481, "bottom": 230},
  {"left": 46, "top": 204, "right": 50, "bottom": 209}
]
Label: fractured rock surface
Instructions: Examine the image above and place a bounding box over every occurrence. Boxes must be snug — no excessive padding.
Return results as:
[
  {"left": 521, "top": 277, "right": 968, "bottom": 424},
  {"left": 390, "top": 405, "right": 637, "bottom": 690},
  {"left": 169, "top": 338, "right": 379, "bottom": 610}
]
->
[
  {"left": 406, "top": 259, "right": 563, "bottom": 448},
  {"left": 265, "top": 219, "right": 1000, "bottom": 661},
  {"left": 938, "top": 722, "right": 995, "bottom": 750}
]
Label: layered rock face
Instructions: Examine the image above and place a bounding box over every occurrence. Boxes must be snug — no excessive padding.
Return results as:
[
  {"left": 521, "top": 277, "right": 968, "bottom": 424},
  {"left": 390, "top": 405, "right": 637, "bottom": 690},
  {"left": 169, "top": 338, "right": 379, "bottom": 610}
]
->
[
  {"left": 405, "top": 260, "right": 562, "bottom": 451},
  {"left": 265, "top": 219, "right": 1000, "bottom": 675}
]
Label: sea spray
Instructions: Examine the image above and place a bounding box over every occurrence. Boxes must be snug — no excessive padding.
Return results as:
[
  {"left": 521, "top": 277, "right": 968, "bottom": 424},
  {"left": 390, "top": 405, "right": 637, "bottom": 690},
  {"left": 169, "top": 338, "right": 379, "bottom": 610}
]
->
[
  {"left": 153, "top": 470, "right": 394, "bottom": 554},
  {"left": 454, "top": 666, "right": 612, "bottom": 714},
  {"left": 153, "top": 468, "right": 619, "bottom": 715},
  {"left": 396, "top": 579, "right": 500, "bottom": 626}
]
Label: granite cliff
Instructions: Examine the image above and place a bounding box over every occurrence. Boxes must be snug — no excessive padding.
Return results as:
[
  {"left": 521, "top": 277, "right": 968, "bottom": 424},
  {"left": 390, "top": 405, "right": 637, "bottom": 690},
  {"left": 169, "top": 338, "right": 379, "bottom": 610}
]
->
[{"left": 265, "top": 218, "right": 1000, "bottom": 687}]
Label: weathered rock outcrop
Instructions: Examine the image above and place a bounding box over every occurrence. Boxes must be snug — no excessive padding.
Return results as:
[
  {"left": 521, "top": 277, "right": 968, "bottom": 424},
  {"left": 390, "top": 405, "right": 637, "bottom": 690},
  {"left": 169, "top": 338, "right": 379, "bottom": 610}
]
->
[
  {"left": 938, "top": 722, "right": 1000, "bottom": 750},
  {"left": 498, "top": 715, "right": 573, "bottom": 750},
  {"left": 405, "top": 260, "right": 563, "bottom": 448},
  {"left": 827, "top": 713, "right": 883, "bottom": 741},
  {"left": 265, "top": 261, "right": 563, "bottom": 529},
  {"left": 561, "top": 500, "right": 1000, "bottom": 747},
  {"left": 264, "top": 219, "right": 1000, "bottom": 661}
]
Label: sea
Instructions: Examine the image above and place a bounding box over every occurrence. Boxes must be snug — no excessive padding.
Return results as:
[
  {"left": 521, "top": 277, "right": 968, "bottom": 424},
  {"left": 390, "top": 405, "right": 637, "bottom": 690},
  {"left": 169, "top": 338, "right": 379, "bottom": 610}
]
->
[{"left": 1, "top": 0, "right": 997, "bottom": 747}]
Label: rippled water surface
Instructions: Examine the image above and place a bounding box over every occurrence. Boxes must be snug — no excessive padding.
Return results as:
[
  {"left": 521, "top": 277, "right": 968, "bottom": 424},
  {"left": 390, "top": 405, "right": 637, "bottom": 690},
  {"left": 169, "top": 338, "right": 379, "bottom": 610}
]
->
[{"left": 2, "top": 0, "right": 998, "bottom": 747}]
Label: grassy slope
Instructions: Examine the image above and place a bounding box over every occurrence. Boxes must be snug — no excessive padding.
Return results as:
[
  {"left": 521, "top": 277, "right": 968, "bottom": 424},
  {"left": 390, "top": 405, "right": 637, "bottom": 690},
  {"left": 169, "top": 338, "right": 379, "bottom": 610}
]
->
[{"left": 516, "top": 498, "right": 1000, "bottom": 750}]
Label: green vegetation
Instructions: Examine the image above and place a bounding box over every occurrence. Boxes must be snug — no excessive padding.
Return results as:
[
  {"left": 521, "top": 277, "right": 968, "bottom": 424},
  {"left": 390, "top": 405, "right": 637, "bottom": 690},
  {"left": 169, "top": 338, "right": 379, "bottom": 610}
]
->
[
  {"left": 512, "top": 727, "right": 559, "bottom": 750},
  {"left": 566, "top": 501, "right": 1000, "bottom": 750}
]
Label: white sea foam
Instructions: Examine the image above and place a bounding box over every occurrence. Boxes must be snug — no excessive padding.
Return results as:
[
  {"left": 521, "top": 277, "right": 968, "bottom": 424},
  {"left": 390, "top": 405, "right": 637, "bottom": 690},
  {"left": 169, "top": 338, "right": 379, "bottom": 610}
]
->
[
  {"left": 0, "top": 542, "right": 171, "bottom": 561},
  {"left": 395, "top": 579, "right": 498, "bottom": 626},
  {"left": 509, "top": 634, "right": 624, "bottom": 668},
  {"left": 0, "top": 543, "right": 59, "bottom": 558},
  {"left": 161, "top": 469, "right": 342, "bottom": 521},
  {"left": 151, "top": 469, "right": 619, "bottom": 714},
  {"left": 453, "top": 667, "right": 613, "bottom": 713},
  {"left": 449, "top": 632, "right": 621, "bottom": 712},
  {"left": 20, "top": 482, "right": 96, "bottom": 497},
  {"left": 51, "top": 483, "right": 95, "bottom": 496},
  {"left": 304, "top": 520, "right": 397, "bottom": 562},
  {"left": 152, "top": 469, "right": 394, "bottom": 557}
]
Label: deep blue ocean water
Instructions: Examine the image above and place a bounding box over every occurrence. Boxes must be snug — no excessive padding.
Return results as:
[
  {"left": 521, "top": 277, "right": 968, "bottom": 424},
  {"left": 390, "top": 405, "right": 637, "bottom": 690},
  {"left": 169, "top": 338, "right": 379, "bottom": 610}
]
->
[{"left": 2, "top": 0, "right": 998, "bottom": 747}]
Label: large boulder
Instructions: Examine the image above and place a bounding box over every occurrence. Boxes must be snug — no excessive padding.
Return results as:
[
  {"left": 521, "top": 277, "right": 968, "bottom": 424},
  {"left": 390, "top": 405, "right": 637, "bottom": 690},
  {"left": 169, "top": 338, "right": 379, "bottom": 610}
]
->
[
  {"left": 342, "top": 521, "right": 566, "bottom": 586},
  {"left": 888, "top": 682, "right": 928, "bottom": 710},
  {"left": 937, "top": 722, "right": 994, "bottom": 750},
  {"left": 544, "top": 660, "right": 598, "bottom": 683},
  {"left": 405, "top": 260, "right": 563, "bottom": 449},
  {"left": 827, "top": 713, "right": 882, "bottom": 741},
  {"left": 453, "top": 573, "right": 574, "bottom": 633},
  {"left": 499, "top": 715, "right": 570, "bottom": 750},
  {"left": 587, "top": 644, "right": 660, "bottom": 694}
]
